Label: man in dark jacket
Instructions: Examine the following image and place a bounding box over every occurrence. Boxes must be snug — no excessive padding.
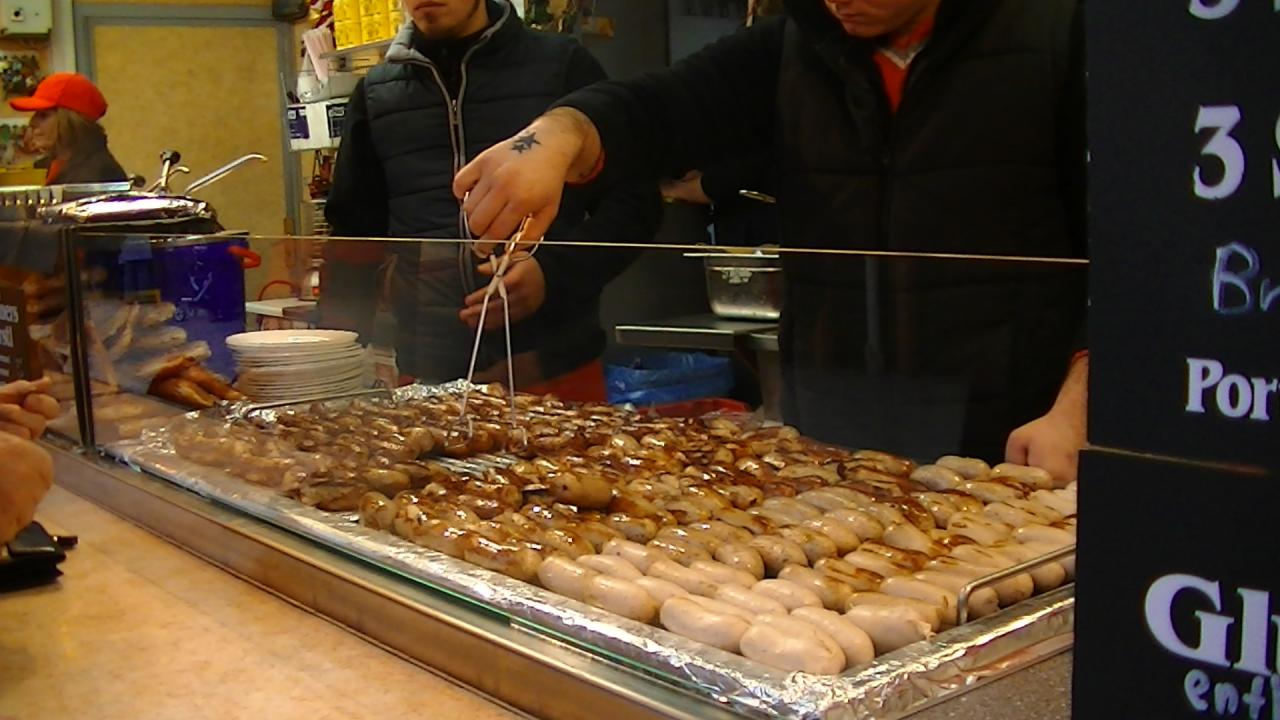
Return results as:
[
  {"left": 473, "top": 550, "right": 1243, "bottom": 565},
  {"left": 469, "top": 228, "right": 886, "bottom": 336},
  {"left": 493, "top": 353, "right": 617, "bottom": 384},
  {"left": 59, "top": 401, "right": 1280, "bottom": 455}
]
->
[
  {"left": 455, "top": 0, "right": 1089, "bottom": 481},
  {"left": 323, "top": 0, "right": 660, "bottom": 400}
]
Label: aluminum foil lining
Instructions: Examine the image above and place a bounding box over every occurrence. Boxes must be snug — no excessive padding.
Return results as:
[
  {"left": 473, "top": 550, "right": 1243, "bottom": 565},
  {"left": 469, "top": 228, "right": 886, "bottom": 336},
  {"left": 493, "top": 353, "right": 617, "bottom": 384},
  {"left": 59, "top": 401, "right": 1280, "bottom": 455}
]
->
[
  {"left": 106, "top": 385, "right": 1075, "bottom": 720},
  {"left": 39, "top": 192, "right": 216, "bottom": 225}
]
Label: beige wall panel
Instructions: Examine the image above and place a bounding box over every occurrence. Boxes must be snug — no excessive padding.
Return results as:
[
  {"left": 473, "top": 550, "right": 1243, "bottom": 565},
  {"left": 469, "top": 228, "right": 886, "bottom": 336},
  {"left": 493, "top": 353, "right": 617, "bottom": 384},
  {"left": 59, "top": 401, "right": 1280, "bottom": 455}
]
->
[{"left": 93, "top": 23, "right": 290, "bottom": 298}]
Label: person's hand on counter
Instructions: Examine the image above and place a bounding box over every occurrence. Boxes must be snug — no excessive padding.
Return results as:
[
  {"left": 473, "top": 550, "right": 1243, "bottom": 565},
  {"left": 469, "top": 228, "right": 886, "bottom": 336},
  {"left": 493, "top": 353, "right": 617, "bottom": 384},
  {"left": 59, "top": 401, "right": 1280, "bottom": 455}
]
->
[
  {"left": 455, "top": 107, "right": 603, "bottom": 257},
  {"left": 0, "top": 432, "right": 54, "bottom": 545},
  {"left": 460, "top": 254, "right": 547, "bottom": 331},
  {"left": 1005, "top": 355, "right": 1088, "bottom": 486},
  {"left": 0, "top": 377, "right": 60, "bottom": 441}
]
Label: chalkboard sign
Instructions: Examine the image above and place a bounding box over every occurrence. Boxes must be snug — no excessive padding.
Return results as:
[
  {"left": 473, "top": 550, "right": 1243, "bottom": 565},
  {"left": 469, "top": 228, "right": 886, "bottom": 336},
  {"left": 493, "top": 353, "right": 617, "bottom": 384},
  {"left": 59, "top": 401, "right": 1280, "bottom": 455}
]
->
[
  {"left": 1073, "top": 449, "right": 1279, "bottom": 720},
  {"left": 0, "top": 281, "right": 38, "bottom": 382},
  {"left": 1087, "top": 2, "right": 1280, "bottom": 470}
]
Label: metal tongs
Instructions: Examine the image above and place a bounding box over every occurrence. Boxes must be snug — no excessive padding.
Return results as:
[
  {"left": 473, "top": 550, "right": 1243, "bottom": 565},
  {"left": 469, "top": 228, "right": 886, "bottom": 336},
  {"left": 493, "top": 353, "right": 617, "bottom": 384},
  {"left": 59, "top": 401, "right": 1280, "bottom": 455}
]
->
[{"left": 453, "top": 213, "right": 543, "bottom": 445}]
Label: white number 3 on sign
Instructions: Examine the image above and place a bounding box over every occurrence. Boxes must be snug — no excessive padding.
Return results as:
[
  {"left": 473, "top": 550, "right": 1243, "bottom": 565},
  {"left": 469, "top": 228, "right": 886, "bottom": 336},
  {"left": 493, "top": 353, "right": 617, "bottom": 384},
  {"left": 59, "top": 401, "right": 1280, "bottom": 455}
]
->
[
  {"left": 1189, "top": 0, "right": 1240, "bottom": 19},
  {"left": 1194, "top": 106, "right": 1245, "bottom": 200},
  {"left": 1190, "top": 0, "right": 1280, "bottom": 19}
]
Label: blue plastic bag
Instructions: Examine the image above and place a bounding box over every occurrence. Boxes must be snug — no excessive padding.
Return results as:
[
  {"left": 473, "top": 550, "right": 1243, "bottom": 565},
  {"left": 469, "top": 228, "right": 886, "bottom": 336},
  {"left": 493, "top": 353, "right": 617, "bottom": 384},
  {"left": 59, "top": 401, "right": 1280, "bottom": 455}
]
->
[{"left": 606, "top": 352, "right": 734, "bottom": 405}]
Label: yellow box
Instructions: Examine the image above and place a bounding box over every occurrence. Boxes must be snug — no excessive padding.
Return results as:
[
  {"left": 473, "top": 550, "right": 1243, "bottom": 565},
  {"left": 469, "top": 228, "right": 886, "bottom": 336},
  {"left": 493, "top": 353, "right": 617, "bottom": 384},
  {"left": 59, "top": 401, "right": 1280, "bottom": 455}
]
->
[
  {"left": 335, "top": 0, "right": 357, "bottom": 24},
  {"left": 387, "top": 4, "right": 404, "bottom": 34},
  {"left": 360, "top": 12, "right": 388, "bottom": 44}
]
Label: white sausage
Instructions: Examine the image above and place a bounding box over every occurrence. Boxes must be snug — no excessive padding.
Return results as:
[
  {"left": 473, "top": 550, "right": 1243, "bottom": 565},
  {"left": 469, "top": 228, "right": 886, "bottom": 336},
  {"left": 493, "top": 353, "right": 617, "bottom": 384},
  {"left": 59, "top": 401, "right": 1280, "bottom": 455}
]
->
[
  {"left": 536, "top": 556, "right": 598, "bottom": 601},
  {"left": 909, "top": 464, "right": 964, "bottom": 491},
  {"left": 778, "top": 565, "right": 853, "bottom": 611},
  {"left": 985, "top": 543, "right": 1067, "bottom": 592},
  {"left": 1029, "top": 489, "right": 1077, "bottom": 518},
  {"left": 753, "top": 578, "right": 823, "bottom": 611},
  {"left": 777, "top": 526, "right": 839, "bottom": 564},
  {"left": 659, "top": 596, "right": 750, "bottom": 652},
  {"left": 844, "top": 604, "right": 934, "bottom": 654},
  {"left": 844, "top": 591, "right": 941, "bottom": 631},
  {"left": 936, "top": 455, "right": 991, "bottom": 480},
  {"left": 689, "top": 520, "right": 754, "bottom": 545},
  {"left": 927, "top": 556, "right": 1035, "bottom": 606},
  {"left": 584, "top": 575, "right": 658, "bottom": 623},
  {"left": 761, "top": 496, "right": 824, "bottom": 521},
  {"left": 1020, "top": 540, "right": 1076, "bottom": 579},
  {"left": 841, "top": 550, "right": 910, "bottom": 578},
  {"left": 957, "top": 480, "right": 1025, "bottom": 504},
  {"left": 602, "top": 538, "right": 664, "bottom": 572},
  {"left": 879, "top": 576, "right": 959, "bottom": 626},
  {"left": 690, "top": 559, "right": 757, "bottom": 589},
  {"left": 749, "top": 535, "right": 809, "bottom": 575},
  {"left": 791, "top": 606, "right": 876, "bottom": 669},
  {"left": 1004, "top": 498, "right": 1065, "bottom": 524},
  {"left": 861, "top": 503, "right": 910, "bottom": 529},
  {"left": 713, "top": 542, "right": 766, "bottom": 580},
  {"left": 686, "top": 594, "right": 760, "bottom": 623},
  {"left": 1013, "top": 523, "right": 1075, "bottom": 547},
  {"left": 946, "top": 512, "right": 1014, "bottom": 546},
  {"left": 982, "top": 502, "right": 1040, "bottom": 528},
  {"left": 911, "top": 492, "right": 960, "bottom": 526},
  {"left": 648, "top": 536, "right": 713, "bottom": 567},
  {"left": 824, "top": 508, "right": 885, "bottom": 542},
  {"left": 801, "top": 517, "right": 861, "bottom": 554},
  {"left": 714, "top": 584, "right": 788, "bottom": 616},
  {"left": 882, "top": 523, "right": 946, "bottom": 557},
  {"left": 633, "top": 576, "right": 690, "bottom": 605},
  {"left": 990, "top": 463, "right": 1055, "bottom": 490},
  {"left": 912, "top": 570, "right": 1001, "bottom": 619},
  {"left": 647, "top": 558, "right": 720, "bottom": 597},
  {"left": 740, "top": 615, "right": 845, "bottom": 675},
  {"left": 796, "top": 488, "right": 854, "bottom": 512},
  {"left": 577, "top": 553, "right": 645, "bottom": 580}
]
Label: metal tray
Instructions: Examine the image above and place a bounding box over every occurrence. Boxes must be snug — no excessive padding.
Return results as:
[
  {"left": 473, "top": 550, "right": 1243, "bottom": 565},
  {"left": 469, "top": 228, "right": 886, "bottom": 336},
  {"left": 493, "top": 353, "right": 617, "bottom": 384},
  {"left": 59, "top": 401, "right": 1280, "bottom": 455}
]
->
[{"left": 104, "top": 386, "right": 1075, "bottom": 720}]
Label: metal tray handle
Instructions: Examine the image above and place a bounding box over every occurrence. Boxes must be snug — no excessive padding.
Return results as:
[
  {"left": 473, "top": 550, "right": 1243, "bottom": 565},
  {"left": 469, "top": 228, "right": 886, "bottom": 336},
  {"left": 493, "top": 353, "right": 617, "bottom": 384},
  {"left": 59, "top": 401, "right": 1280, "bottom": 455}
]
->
[{"left": 957, "top": 543, "right": 1077, "bottom": 625}]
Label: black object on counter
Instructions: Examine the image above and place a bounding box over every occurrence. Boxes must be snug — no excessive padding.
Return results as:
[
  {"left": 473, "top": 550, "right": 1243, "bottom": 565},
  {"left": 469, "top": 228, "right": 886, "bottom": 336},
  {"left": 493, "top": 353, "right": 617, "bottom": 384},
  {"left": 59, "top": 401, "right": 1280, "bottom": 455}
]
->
[{"left": 0, "top": 521, "right": 70, "bottom": 592}]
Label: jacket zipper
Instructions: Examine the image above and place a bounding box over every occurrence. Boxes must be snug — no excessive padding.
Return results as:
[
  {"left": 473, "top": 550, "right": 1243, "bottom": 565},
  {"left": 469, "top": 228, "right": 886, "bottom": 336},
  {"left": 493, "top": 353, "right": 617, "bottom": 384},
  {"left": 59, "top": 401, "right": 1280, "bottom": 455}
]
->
[{"left": 400, "top": 4, "right": 508, "bottom": 295}]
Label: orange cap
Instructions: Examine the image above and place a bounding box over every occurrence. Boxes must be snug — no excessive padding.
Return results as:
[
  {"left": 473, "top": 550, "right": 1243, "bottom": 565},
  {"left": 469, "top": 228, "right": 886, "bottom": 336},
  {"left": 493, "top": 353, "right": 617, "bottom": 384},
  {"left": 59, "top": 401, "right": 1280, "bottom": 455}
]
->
[{"left": 10, "top": 73, "right": 109, "bottom": 121}]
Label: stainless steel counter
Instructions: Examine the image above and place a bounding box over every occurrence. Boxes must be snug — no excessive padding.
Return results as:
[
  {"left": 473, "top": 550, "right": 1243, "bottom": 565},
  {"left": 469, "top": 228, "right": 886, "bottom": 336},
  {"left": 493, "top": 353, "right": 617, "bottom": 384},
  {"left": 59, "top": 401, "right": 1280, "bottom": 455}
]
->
[
  {"left": 615, "top": 314, "right": 778, "bottom": 352},
  {"left": 913, "top": 653, "right": 1072, "bottom": 720}
]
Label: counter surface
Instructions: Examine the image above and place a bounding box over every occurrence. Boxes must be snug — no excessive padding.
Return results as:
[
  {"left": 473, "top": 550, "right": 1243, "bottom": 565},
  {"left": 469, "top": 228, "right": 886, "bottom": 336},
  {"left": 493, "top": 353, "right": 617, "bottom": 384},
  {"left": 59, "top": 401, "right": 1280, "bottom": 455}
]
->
[{"left": 0, "top": 486, "right": 523, "bottom": 720}]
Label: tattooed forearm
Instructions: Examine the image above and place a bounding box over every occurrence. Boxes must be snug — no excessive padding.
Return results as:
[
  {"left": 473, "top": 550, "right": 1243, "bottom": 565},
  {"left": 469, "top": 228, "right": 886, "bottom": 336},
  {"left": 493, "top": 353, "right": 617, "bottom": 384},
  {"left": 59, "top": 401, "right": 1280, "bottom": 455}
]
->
[{"left": 511, "top": 132, "right": 541, "bottom": 153}]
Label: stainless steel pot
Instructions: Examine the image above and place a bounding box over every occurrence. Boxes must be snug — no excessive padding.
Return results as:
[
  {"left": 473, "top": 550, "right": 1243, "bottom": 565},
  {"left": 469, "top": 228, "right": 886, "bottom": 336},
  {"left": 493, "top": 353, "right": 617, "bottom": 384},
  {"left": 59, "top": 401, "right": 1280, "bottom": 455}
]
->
[{"left": 684, "top": 250, "right": 783, "bottom": 321}]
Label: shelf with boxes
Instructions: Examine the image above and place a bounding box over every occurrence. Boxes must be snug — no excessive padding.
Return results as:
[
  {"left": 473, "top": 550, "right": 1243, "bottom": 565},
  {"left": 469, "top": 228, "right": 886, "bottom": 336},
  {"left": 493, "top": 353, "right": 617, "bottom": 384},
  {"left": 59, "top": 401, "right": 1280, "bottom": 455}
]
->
[{"left": 332, "top": 0, "right": 404, "bottom": 51}]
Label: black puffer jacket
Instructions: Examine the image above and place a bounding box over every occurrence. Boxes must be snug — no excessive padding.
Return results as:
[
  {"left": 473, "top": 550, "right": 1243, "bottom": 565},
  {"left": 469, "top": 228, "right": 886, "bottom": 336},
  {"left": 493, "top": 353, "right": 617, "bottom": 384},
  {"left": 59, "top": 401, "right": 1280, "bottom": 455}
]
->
[
  {"left": 561, "top": 0, "right": 1086, "bottom": 459},
  {"left": 325, "top": 0, "right": 660, "bottom": 383}
]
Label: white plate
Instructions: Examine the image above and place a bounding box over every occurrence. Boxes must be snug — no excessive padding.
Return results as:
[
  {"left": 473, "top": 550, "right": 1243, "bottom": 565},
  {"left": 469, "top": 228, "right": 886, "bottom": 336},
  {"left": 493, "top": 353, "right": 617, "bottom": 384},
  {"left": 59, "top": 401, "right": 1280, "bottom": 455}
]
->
[
  {"left": 242, "top": 382, "right": 366, "bottom": 401},
  {"left": 237, "top": 358, "right": 367, "bottom": 382},
  {"left": 226, "top": 329, "right": 358, "bottom": 352},
  {"left": 233, "top": 346, "right": 367, "bottom": 366},
  {"left": 239, "top": 374, "right": 367, "bottom": 392}
]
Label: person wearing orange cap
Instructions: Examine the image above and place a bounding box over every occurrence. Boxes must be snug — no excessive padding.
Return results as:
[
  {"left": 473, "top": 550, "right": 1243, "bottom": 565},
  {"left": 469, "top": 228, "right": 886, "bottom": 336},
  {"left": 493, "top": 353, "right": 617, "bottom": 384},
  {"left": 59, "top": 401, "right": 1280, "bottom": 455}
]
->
[{"left": 10, "top": 72, "right": 126, "bottom": 185}]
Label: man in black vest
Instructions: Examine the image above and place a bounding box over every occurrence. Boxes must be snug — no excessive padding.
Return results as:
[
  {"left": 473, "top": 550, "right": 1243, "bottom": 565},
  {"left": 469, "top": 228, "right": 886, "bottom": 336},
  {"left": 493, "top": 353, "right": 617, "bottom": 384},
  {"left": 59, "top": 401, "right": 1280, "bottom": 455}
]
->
[
  {"left": 323, "top": 0, "right": 660, "bottom": 400},
  {"left": 455, "top": 0, "right": 1089, "bottom": 483}
]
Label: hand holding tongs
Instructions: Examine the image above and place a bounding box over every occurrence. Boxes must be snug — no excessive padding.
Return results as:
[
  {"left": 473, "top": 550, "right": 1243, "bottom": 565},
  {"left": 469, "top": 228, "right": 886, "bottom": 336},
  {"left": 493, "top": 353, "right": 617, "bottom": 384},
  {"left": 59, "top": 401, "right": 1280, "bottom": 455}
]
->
[{"left": 453, "top": 213, "right": 543, "bottom": 443}]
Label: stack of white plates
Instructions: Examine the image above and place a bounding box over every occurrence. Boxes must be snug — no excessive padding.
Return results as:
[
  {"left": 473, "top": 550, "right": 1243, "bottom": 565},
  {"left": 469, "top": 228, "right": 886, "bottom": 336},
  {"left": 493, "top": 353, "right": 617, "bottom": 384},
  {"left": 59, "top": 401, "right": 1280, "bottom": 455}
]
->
[{"left": 226, "top": 329, "right": 369, "bottom": 402}]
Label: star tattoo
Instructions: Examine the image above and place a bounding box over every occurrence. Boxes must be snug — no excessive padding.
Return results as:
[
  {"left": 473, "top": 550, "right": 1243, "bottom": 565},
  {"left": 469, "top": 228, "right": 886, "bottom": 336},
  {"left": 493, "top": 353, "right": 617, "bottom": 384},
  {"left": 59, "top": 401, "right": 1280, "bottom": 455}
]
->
[{"left": 511, "top": 132, "right": 541, "bottom": 154}]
